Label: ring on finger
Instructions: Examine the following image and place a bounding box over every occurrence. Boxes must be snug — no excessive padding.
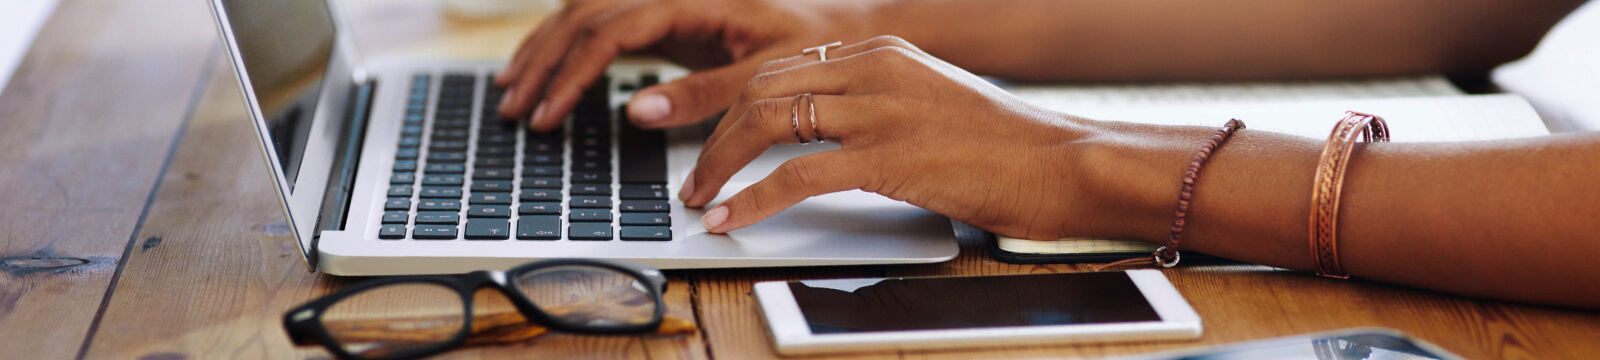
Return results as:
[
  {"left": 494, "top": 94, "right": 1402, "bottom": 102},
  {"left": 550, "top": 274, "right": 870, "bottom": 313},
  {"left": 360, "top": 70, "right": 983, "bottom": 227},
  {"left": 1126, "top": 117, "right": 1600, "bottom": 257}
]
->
[
  {"left": 805, "top": 93, "right": 823, "bottom": 143},
  {"left": 802, "top": 41, "right": 843, "bottom": 61},
  {"left": 791, "top": 94, "right": 811, "bottom": 144}
]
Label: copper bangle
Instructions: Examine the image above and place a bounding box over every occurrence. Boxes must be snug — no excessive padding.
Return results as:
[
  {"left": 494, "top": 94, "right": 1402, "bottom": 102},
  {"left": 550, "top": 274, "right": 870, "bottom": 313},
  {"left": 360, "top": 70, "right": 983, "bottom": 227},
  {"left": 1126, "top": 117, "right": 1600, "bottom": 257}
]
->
[{"left": 1309, "top": 111, "right": 1390, "bottom": 279}]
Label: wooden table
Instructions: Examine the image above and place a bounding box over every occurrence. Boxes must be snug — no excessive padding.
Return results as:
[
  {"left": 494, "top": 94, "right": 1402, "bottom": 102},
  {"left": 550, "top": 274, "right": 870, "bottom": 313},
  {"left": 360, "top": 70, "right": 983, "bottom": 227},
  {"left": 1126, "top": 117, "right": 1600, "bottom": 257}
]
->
[{"left": 4, "top": 0, "right": 1599, "bottom": 359}]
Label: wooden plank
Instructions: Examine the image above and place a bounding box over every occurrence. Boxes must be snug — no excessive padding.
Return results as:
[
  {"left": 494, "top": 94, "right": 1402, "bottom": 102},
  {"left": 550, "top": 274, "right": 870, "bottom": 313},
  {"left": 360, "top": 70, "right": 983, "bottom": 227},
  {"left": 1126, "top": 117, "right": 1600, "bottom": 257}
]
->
[{"left": 0, "top": 0, "right": 220, "bottom": 358}]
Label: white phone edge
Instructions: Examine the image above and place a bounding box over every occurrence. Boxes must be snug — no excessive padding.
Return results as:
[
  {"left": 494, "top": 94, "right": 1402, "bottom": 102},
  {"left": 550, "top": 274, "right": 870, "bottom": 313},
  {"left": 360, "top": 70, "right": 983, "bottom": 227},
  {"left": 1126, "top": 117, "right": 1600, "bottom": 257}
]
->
[{"left": 752, "top": 269, "right": 1203, "bottom": 356}]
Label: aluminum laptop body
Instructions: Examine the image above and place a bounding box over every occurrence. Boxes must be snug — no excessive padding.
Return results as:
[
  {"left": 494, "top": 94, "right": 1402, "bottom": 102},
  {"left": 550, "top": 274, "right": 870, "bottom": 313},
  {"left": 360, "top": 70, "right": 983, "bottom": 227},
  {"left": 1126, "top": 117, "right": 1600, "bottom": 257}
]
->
[{"left": 207, "top": 0, "right": 958, "bottom": 275}]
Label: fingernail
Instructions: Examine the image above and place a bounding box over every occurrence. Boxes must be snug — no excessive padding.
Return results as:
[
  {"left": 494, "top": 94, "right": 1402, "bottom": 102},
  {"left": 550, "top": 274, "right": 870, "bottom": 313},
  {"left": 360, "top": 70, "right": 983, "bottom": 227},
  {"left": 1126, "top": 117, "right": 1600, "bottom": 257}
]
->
[
  {"left": 629, "top": 93, "right": 671, "bottom": 123},
  {"left": 679, "top": 170, "right": 696, "bottom": 202},
  {"left": 702, "top": 206, "right": 728, "bottom": 231},
  {"left": 499, "top": 88, "right": 516, "bottom": 111},
  {"left": 529, "top": 102, "right": 548, "bottom": 128}
]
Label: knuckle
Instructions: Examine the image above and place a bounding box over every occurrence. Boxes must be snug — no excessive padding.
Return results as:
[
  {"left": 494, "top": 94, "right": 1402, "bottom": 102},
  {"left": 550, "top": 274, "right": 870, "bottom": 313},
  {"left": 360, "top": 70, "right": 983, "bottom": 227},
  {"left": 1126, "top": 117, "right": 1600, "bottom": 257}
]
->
[
  {"left": 747, "top": 98, "right": 788, "bottom": 133},
  {"left": 778, "top": 158, "right": 824, "bottom": 190},
  {"left": 744, "top": 72, "right": 777, "bottom": 97}
]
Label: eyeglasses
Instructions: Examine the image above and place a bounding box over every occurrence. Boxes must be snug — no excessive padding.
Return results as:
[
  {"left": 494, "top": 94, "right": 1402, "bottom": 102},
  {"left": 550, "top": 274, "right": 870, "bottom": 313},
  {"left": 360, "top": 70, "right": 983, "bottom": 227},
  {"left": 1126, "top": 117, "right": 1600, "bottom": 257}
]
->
[{"left": 282, "top": 259, "right": 669, "bottom": 360}]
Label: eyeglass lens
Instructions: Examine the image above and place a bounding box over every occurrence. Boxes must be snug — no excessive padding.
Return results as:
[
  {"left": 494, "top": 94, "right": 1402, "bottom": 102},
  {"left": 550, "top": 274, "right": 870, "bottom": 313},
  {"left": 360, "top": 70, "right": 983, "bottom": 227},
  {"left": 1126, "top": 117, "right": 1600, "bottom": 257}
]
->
[
  {"left": 513, "top": 265, "right": 659, "bottom": 329},
  {"left": 319, "top": 282, "right": 466, "bottom": 358}
]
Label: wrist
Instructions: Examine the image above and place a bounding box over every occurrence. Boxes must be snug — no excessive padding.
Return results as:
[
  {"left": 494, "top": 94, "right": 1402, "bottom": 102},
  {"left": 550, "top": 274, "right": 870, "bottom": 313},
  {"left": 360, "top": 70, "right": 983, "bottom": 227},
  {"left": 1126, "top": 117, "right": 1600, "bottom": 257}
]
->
[{"left": 1059, "top": 120, "right": 1214, "bottom": 243}]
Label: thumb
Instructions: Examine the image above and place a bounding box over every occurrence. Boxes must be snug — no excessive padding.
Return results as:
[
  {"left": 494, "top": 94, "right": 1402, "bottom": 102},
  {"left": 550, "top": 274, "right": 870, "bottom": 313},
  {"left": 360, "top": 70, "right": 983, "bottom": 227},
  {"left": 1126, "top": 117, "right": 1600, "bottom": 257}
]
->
[{"left": 625, "top": 59, "right": 762, "bottom": 129}]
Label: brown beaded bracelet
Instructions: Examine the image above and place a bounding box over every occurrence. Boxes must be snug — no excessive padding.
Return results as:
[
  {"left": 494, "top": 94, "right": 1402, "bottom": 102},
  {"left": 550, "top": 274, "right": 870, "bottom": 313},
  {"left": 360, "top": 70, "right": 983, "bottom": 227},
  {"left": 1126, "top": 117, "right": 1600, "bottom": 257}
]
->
[
  {"left": 1309, "top": 111, "right": 1389, "bottom": 279},
  {"left": 1090, "top": 119, "right": 1246, "bottom": 271}
]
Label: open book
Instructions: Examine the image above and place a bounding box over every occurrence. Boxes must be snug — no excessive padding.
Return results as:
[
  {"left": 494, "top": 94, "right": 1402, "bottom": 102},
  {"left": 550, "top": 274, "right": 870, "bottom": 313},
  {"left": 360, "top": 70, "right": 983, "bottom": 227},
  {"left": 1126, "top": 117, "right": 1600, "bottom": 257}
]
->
[{"left": 993, "top": 76, "right": 1550, "bottom": 260}]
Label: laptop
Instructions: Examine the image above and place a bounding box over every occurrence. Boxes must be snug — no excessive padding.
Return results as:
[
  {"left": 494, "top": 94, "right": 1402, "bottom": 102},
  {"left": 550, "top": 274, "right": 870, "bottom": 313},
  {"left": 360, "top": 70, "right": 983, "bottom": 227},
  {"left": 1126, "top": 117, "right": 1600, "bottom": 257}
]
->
[{"left": 206, "top": 0, "right": 958, "bottom": 275}]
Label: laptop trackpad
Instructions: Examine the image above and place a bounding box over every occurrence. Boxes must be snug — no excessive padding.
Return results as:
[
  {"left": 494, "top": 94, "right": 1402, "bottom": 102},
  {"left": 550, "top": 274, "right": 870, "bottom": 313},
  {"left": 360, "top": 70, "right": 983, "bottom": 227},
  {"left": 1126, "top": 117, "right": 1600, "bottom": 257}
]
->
[{"left": 694, "top": 181, "right": 954, "bottom": 256}]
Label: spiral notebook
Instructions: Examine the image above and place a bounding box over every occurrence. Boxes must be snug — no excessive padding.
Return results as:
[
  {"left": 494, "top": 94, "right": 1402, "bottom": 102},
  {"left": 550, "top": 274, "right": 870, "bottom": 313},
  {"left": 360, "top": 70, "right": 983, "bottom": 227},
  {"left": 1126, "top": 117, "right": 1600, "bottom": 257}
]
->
[{"left": 992, "top": 77, "right": 1550, "bottom": 263}]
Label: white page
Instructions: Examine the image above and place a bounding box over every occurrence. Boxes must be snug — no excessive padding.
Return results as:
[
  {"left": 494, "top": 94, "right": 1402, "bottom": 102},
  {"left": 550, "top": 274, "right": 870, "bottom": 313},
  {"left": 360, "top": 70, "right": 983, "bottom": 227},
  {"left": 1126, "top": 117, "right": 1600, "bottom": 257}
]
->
[
  {"left": 0, "top": 0, "right": 60, "bottom": 98},
  {"left": 997, "top": 90, "right": 1549, "bottom": 253}
]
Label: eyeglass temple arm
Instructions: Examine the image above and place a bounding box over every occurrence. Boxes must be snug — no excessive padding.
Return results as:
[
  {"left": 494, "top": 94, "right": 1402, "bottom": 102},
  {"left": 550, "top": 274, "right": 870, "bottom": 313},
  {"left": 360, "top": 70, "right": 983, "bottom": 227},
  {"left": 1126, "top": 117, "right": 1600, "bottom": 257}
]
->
[{"left": 311, "top": 312, "right": 697, "bottom": 347}]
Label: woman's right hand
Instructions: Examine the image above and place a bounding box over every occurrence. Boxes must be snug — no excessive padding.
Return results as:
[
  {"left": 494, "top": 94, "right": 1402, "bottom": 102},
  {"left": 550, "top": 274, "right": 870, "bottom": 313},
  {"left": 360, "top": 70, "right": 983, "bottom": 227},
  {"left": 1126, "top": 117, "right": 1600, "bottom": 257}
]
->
[{"left": 495, "top": 0, "right": 878, "bottom": 132}]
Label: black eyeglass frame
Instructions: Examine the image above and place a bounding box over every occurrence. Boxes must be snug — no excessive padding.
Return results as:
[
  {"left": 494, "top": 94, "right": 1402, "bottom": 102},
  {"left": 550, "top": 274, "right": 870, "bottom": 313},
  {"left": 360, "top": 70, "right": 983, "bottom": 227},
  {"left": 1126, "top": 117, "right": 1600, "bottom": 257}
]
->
[{"left": 282, "top": 258, "right": 669, "bottom": 360}]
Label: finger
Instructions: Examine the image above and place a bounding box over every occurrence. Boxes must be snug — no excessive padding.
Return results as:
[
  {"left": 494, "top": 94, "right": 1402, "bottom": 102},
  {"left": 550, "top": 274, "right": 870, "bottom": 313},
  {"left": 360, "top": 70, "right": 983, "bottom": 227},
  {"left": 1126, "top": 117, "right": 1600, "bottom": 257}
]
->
[
  {"left": 754, "top": 35, "right": 924, "bottom": 75},
  {"left": 523, "top": 3, "right": 690, "bottom": 131},
  {"left": 498, "top": 0, "right": 636, "bottom": 86},
  {"left": 701, "top": 51, "right": 882, "bottom": 152},
  {"left": 685, "top": 95, "right": 866, "bottom": 208},
  {"left": 624, "top": 51, "right": 768, "bottom": 129},
  {"left": 700, "top": 150, "right": 864, "bottom": 234}
]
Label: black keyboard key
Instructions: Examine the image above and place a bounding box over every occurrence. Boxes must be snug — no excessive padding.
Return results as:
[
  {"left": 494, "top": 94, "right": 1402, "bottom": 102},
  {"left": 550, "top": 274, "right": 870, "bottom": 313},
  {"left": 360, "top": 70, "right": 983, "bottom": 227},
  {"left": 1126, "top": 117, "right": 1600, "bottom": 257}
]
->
[
  {"left": 395, "top": 148, "right": 419, "bottom": 160},
  {"left": 517, "top": 216, "right": 560, "bottom": 240},
  {"left": 379, "top": 224, "right": 406, "bottom": 239},
  {"left": 431, "top": 140, "right": 468, "bottom": 151},
  {"left": 470, "top": 192, "right": 512, "bottom": 205},
  {"left": 575, "top": 136, "right": 610, "bottom": 149},
  {"left": 393, "top": 160, "right": 418, "bottom": 171},
  {"left": 401, "top": 125, "right": 424, "bottom": 136},
  {"left": 524, "top": 141, "right": 559, "bottom": 154},
  {"left": 382, "top": 211, "right": 409, "bottom": 224},
  {"left": 570, "top": 184, "right": 611, "bottom": 196},
  {"left": 391, "top": 172, "right": 416, "bottom": 184},
  {"left": 569, "top": 209, "right": 612, "bottom": 222},
  {"left": 619, "top": 117, "right": 668, "bottom": 183},
  {"left": 422, "top": 174, "right": 464, "bottom": 186},
  {"left": 570, "top": 196, "right": 612, "bottom": 208},
  {"left": 387, "top": 185, "right": 413, "bottom": 197},
  {"left": 573, "top": 148, "right": 607, "bottom": 162},
  {"left": 522, "top": 177, "right": 561, "bottom": 189},
  {"left": 472, "top": 168, "right": 513, "bottom": 180},
  {"left": 620, "top": 212, "right": 670, "bottom": 226},
  {"left": 428, "top": 151, "right": 467, "bottom": 162},
  {"left": 467, "top": 205, "right": 512, "bottom": 218},
  {"left": 640, "top": 73, "right": 659, "bottom": 87},
  {"left": 519, "top": 202, "right": 560, "bottom": 215},
  {"left": 520, "top": 189, "right": 560, "bottom": 201},
  {"left": 573, "top": 171, "right": 611, "bottom": 183},
  {"left": 477, "top": 146, "right": 516, "bottom": 156},
  {"left": 413, "top": 225, "right": 458, "bottom": 240},
  {"left": 471, "top": 181, "right": 514, "bottom": 192},
  {"left": 415, "top": 211, "right": 460, "bottom": 224},
  {"left": 620, "top": 184, "right": 668, "bottom": 199},
  {"left": 569, "top": 223, "right": 613, "bottom": 241},
  {"left": 398, "top": 136, "right": 422, "bottom": 147},
  {"left": 480, "top": 133, "right": 516, "bottom": 145},
  {"left": 432, "top": 128, "right": 469, "bottom": 139},
  {"left": 523, "top": 153, "right": 561, "bottom": 165},
  {"left": 417, "top": 199, "right": 461, "bottom": 211},
  {"left": 621, "top": 226, "right": 672, "bottom": 241},
  {"left": 425, "top": 163, "right": 466, "bottom": 174},
  {"left": 419, "top": 186, "right": 462, "bottom": 198},
  {"left": 574, "top": 159, "right": 611, "bottom": 172},
  {"left": 385, "top": 198, "right": 411, "bottom": 211},
  {"left": 523, "top": 166, "right": 562, "bottom": 177},
  {"left": 476, "top": 157, "right": 515, "bottom": 168},
  {"left": 620, "top": 200, "right": 670, "bottom": 212},
  {"left": 465, "top": 218, "right": 510, "bottom": 240}
]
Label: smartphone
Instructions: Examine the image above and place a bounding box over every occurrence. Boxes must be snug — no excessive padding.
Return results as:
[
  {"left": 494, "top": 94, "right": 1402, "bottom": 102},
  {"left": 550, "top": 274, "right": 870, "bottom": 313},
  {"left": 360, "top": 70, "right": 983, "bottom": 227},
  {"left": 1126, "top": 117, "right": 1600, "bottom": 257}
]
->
[
  {"left": 753, "top": 270, "right": 1202, "bottom": 355},
  {"left": 1117, "top": 327, "right": 1467, "bottom": 360}
]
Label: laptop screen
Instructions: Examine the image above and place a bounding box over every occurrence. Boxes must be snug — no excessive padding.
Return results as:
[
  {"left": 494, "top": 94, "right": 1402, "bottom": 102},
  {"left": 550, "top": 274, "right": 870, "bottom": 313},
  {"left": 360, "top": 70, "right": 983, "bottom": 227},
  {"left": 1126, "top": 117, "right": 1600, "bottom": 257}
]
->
[{"left": 218, "top": 0, "right": 336, "bottom": 191}]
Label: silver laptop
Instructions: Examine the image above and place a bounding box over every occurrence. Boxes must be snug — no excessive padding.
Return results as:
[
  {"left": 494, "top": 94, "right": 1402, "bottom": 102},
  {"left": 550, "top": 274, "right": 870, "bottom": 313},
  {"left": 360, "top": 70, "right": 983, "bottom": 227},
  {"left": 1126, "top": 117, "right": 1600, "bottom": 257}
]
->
[{"left": 206, "top": 0, "right": 957, "bottom": 275}]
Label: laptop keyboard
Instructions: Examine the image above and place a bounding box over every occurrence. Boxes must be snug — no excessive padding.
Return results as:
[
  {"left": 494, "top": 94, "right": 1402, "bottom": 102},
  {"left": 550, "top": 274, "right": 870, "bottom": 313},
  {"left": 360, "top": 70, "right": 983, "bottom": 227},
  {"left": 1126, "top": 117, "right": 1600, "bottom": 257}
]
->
[{"left": 379, "top": 72, "right": 673, "bottom": 241}]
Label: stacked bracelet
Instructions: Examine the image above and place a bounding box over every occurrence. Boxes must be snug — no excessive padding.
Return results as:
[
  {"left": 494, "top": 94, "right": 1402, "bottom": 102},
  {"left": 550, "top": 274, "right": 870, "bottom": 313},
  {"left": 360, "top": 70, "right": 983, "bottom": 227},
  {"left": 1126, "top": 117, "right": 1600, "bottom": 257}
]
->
[{"left": 1309, "top": 111, "right": 1389, "bottom": 279}]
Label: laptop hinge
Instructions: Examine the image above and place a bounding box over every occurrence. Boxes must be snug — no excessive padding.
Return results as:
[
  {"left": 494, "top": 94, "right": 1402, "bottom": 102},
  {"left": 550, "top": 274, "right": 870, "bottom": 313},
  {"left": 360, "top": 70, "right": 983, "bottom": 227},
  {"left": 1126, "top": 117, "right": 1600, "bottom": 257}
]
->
[{"left": 310, "top": 79, "right": 377, "bottom": 268}]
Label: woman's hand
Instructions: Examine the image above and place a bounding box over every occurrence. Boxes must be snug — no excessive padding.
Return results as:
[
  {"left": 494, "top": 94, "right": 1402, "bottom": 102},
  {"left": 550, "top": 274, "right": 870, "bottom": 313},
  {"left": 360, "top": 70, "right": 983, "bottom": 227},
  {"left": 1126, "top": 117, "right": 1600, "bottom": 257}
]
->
[
  {"left": 495, "top": 0, "right": 878, "bottom": 132},
  {"left": 681, "top": 36, "right": 1172, "bottom": 241}
]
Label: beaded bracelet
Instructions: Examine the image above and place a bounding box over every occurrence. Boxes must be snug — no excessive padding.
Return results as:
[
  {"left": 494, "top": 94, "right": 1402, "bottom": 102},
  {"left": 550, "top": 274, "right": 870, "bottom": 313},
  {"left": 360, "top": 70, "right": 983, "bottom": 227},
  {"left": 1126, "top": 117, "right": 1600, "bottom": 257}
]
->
[
  {"left": 1309, "top": 112, "right": 1389, "bottom": 279},
  {"left": 1090, "top": 119, "right": 1246, "bottom": 271}
]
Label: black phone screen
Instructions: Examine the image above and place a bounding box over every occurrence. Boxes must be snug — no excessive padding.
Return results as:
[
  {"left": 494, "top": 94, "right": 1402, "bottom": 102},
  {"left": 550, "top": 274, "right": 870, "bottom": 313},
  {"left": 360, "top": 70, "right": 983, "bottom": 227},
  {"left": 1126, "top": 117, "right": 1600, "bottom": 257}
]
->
[{"left": 787, "top": 272, "right": 1162, "bottom": 334}]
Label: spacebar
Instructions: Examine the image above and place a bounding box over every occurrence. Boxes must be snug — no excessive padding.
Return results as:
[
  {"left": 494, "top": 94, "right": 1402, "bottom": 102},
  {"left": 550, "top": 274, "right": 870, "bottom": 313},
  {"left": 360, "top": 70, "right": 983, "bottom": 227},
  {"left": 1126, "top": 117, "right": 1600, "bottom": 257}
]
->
[{"left": 618, "top": 108, "right": 667, "bottom": 184}]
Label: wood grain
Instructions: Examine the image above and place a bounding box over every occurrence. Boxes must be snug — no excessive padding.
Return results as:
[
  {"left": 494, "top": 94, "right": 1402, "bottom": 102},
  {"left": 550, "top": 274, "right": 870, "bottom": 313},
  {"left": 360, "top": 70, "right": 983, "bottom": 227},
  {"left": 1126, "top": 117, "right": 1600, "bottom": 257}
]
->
[{"left": 0, "top": 0, "right": 220, "bottom": 358}]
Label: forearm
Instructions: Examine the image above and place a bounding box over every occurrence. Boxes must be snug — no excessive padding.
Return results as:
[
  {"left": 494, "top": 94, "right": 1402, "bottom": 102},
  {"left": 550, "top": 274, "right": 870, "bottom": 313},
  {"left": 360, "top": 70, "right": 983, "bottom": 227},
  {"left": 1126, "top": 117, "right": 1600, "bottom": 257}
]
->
[
  {"left": 1080, "top": 122, "right": 1600, "bottom": 309},
  {"left": 867, "top": 0, "right": 1582, "bottom": 81}
]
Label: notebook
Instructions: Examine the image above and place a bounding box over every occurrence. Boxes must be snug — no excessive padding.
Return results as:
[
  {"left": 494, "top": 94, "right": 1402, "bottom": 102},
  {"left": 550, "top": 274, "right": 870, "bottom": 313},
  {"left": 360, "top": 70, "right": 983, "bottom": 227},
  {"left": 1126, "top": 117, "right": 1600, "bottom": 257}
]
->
[{"left": 992, "top": 80, "right": 1549, "bottom": 263}]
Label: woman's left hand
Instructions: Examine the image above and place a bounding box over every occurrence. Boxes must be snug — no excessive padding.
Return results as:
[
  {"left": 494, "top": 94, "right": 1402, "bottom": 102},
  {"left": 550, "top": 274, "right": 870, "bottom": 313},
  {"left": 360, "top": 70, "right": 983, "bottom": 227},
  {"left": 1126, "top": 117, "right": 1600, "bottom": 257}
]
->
[{"left": 682, "top": 36, "right": 1163, "bottom": 240}]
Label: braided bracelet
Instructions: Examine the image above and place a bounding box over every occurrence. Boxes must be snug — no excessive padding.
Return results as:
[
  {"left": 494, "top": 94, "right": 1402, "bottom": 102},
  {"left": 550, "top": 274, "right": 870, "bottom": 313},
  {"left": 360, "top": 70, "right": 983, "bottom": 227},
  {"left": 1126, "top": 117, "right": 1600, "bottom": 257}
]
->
[{"left": 1309, "top": 112, "right": 1389, "bottom": 279}]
